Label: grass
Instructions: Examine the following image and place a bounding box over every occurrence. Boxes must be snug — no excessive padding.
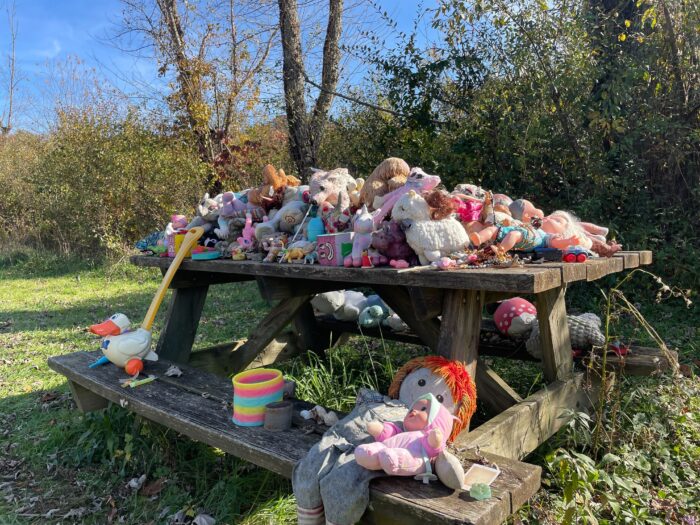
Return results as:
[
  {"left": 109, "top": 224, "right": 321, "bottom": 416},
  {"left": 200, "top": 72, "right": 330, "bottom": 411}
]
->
[{"left": 0, "top": 247, "right": 698, "bottom": 524}]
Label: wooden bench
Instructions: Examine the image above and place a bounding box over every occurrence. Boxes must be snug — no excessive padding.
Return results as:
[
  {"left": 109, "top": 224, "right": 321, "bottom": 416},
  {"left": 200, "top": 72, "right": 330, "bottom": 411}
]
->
[{"left": 47, "top": 250, "right": 664, "bottom": 524}]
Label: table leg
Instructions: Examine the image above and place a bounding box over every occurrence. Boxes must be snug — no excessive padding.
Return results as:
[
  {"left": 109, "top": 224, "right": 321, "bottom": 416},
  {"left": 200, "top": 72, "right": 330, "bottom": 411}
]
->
[
  {"left": 535, "top": 286, "right": 573, "bottom": 382},
  {"left": 156, "top": 285, "right": 209, "bottom": 363},
  {"left": 436, "top": 289, "right": 483, "bottom": 380},
  {"left": 371, "top": 285, "right": 440, "bottom": 348}
]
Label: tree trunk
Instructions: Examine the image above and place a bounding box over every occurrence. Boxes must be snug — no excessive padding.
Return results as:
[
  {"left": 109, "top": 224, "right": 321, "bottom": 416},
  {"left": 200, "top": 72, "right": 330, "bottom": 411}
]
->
[{"left": 278, "top": 0, "right": 343, "bottom": 178}]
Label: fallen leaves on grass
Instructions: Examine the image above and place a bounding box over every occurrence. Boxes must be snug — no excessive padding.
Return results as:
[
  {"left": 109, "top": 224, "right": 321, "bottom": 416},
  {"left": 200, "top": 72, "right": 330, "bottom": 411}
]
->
[
  {"left": 140, "top": 477, "right": 166, "bottom": 498},
  {"left": 126, "top": 474, "right": 146, "bottom": 491}
]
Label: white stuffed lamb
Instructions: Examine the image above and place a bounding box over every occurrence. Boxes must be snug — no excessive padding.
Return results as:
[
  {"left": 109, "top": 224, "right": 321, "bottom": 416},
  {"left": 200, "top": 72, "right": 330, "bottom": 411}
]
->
[{"left": 391, "top": 190, "right": 469, "bottom": 265}]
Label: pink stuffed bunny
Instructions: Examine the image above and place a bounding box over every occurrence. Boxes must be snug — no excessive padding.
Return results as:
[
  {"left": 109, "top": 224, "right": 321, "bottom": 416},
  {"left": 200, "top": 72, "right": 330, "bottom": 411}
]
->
[{"left": 355, "top": 393, "right": 454, "bottom": 476}]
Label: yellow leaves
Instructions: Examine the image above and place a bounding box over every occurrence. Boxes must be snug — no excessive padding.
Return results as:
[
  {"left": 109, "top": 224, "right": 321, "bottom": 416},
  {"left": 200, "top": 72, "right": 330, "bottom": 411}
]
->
[{"left": 618, "top": 34, "right": 627, "bottom": 42}]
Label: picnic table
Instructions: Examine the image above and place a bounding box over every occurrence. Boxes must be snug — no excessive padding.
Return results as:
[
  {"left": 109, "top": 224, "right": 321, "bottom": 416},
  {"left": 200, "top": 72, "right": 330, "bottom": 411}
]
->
[{"left": 48, "top": 250, "right": 672, "bottom": 524}]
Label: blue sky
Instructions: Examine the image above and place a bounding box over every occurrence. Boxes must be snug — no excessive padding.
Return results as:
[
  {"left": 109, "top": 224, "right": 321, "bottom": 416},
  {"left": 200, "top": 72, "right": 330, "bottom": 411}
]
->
[{"left": 0, "top": 0, "right": 438, "bottom": 131}]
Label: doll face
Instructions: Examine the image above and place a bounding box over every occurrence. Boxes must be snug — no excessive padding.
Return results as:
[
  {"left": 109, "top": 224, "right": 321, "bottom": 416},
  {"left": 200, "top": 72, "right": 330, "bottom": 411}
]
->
[
  {"left": 398, "top": 368, "right": 456, "bottom": 415},
  {"left": 541, "top": 215, "right": 568, "bottom": 234},
  {"left": 404, "top": 398, "right": 431, "bottom": 431}
]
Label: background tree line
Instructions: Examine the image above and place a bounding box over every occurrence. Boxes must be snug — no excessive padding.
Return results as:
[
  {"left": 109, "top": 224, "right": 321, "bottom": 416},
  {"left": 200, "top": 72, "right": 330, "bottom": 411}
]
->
[{"left": 0, "top": 0, "right": 697, "bottom": 287}]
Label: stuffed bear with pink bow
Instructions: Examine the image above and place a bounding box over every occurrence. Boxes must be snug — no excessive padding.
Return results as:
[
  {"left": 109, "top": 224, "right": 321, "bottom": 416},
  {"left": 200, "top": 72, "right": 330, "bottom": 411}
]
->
[{"left": 355, "top": 392, "right": 455, "bottom": 477}]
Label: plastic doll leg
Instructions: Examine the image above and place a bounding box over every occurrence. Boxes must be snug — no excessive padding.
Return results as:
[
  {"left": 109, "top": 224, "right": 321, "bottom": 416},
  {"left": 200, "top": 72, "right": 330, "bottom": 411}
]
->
[
  {"left": 354, "top": 442, "right": 386, "bottom": 470},
  {"left": 469, "top": 225, "right": 498, "bottom": 246},
  {"left": 377, "top": 448, "right": 426, "bottom": 476},
  {"left": 496, "top": 231, "right": 522, "bottom": 252}
]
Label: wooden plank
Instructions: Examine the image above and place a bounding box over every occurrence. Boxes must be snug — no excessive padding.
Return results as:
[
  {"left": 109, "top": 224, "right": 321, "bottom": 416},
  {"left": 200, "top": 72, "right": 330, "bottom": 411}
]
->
[
  {"left": 372, "top": 285, "right": 441, "bottom": 349},
  {"left": 637, "top": 250, "right": 653, "bottom": 265},
  {"left": 68, "top": 380, "right": 109, "bottom": 412},
  {"left": 50, "top": 351, "right": 541, "bottom": 525},
  {"left": 584, "top": 346, "right": 678, "bottom": 376},
  {"left": 437, "top": 290, "right": 483, "bottom": 382},
  {"left": 590, "top": 256, "right": 624, "bottom": 281},
  {"left": 406, "top": 287, "right": 443, "bottom": 320},
  {"left": 131, "top": 255, "right": 563, "bottom": 294},
  {"left": 613, "top": 251, "right": 640, "bottom": 269},
  {"left": 226, "top": 295, "right": 313, "bottom": 373},
  {"left": 475, "top": 361, "right": 523, "bottom": 414},
  {"left": 484, "top": 291, "right": 519, "bottom": 304},
  {"left": 538, "top": 261, "right": 588, "bottom": 284},
  {"left": 535, "top": 286, "right": 573, "bottom": 382},
  {"left": 166, "top": 269, "right": 254, "bottom": 288},
  {"left": 156, "top": 285, "right": 209, "bottom": 363},
  {"left": 458, "top": 373, "right": 596, "bottom": 460},
  {"left": 255, "top": 276, "right": 347, "bottom": 303},
  {"left": 48, "top": 351, "right": 317, "bottom": 477}
]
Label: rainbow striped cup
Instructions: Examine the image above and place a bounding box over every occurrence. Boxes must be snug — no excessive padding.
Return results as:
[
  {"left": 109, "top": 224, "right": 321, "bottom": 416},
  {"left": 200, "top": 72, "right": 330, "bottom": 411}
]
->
[{"left": 232, "top": 368, "right": 284, "bottom": 426}]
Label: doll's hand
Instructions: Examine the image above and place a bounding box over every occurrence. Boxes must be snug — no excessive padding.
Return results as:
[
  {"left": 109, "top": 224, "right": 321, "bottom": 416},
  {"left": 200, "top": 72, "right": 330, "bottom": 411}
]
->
[
  {"left": 427, "top": 428, "right": 443, "bottom": 449},
  {"left": 366, "top": 421, "right": 383, "bottom": 437}
]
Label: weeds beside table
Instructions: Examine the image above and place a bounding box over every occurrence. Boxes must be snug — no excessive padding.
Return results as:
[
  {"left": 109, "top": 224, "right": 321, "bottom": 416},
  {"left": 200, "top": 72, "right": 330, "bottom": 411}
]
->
[{"left": 48, "top": 250, "right": 665, "bottom": 525}]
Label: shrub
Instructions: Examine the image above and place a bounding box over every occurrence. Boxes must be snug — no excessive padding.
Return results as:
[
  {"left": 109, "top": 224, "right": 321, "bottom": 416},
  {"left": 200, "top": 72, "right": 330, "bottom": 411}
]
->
[{"left": 29, "top": 109, "right": 209, "bottom": 257}]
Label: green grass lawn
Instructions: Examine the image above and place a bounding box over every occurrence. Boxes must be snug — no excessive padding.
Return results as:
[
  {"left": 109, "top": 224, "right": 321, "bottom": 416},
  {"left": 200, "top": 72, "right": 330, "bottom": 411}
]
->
[{"left": 0, "top": 250, "right": 698, "bottom": 524}]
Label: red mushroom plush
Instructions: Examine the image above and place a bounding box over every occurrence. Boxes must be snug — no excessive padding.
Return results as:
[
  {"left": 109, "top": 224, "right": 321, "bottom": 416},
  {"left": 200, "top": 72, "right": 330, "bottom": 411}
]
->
[{"left": 494, "top": 298, "right": 537, "bottom": 338}]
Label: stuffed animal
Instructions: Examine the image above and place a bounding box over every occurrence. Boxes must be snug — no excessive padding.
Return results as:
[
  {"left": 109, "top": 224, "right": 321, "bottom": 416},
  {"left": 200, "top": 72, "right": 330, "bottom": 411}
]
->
[
  {"left": 355, "top": 393, "right": 453, "bottom": 477},
  {"left": 309, "top": 168, "right": 358, "bottom": 233},
  {"left": 359, "top": 157, "right": 410, "bottom": 209},
  {"left": 254, "top": 200, "right": 309, "bottom": 240},
  {"left": 526, "top": 313, "right": 606, "bottom": 359},
  {"left": 261, "top": 233, "right": 288, "bottom": 262},
  {"left": 369, "top": 220, "right": 418, "bottom": 267},
  {"left": 494, "top": 298, "right": 538, "bottom": 338},
  {"left": 349, "top": 178, "right": 365, "bottom": 208},
  {"left": 358, "top": 304, "right": 389, "bottom": 328},
  {"left": 371, "top": 167, "right": 442, "bottom": 226},
  {"left": 311, "top": 291, "right": 383, "bottom": 322},
  {"left": 186, "top": 193, "right": 223, "bottom": 233},
  {"left": 247, "top": 164, "right": 301, "bottom": 211},
  {"left": 391, "top": 190, "right": 469, "bottom": 265},
  {"left": 214, "top": 192, "right": 265, "bottom": 240},
  {"left": 344, "top": 205, "right": 373, "bottom": 267},
  {"left": 236, "top": 213, "right": 256, "bottom": 250},
  {"left": 293, "top": 355, "right": 477, "bottom": 525}
]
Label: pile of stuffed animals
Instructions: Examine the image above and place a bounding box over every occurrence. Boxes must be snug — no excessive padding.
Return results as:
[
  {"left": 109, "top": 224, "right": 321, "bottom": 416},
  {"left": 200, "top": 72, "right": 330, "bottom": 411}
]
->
[{"left": 139, "top": 158, "right": 622, "bottom": 269}]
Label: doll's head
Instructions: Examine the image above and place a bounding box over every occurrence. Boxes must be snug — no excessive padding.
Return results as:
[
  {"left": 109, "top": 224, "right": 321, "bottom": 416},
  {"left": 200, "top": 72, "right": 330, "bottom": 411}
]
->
[
  {"left": 403, "top": 396, "right": 432, "bottom": 431},
  {"left": 171, "top": 214, "right": 188, "bottom": 229},
  {"left": 509, "top": 199, "right": 544, "bottom": 223},
  {"left": 388, "top": 356, "right": 477, "bottom": 442},
  {"left": 403, "top": 393, "right": 454, "bottom": 438}
]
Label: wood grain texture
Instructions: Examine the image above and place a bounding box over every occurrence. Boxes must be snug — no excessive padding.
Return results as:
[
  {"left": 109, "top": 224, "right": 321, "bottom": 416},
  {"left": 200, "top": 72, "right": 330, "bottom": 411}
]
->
[
  {"left": 613, "top": 252, "right": 640, "bottom": 269},
  {"left": 458, "top": 373, "right": 597, "bottom": 460},
  {"left": 155, "top": 285, "right": 209, "bottom": 363},
  {"left": 584, "top": 346, "right": 678, "bottom": 376},
  {"left": 535, "top": 286, "right": 573, "bottom": 382},
  {"left": 68, "top": 380, "right": 109, "bottom": 412},
  {"left": 437, "top": 290, "right": 484, "bottom": 381},
  {"left": 255, "top": 276, "right": 347, "bottom": 303},
  {"left": 226, "top": 295, "right": 313, "bottom": 373},
  {"left": 372, "top": 285, "right": 441, "bottom": 349},
  {"left": 167, "top": 270, "right": 253, "bottom": 288},
  {"left": 637, "top": 250, "right": 653, "bottom": 265},
  {"left": 132, "top": 255, "right": 563, "bottom": 293},
  {"left": 475, "top": 361, "right": 523, "bottom": 414},
  {"left": 50, "top": 351, "right": 541, "bottom": 525},
  {"left": 407, "top": 287, "right": 444, "bottom": 320}
]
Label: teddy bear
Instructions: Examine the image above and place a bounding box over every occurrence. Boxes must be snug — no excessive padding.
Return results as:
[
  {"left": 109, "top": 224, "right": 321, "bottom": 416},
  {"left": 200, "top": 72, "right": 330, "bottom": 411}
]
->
[
  {"left": 369, "top": 220, "right": 418, "bottom": 267},
  {"left": 309, "top": 168, "right": 358, "bottom": 233},
  {"left": 247, "top": 164, "right": 301, "bottom": 211},
  {"left": 371, "top": 167, "right": 442, "bottom": 227},
  {"left": 359, "top": 157, "right": 410, "bottom": 209},
  {"left": 391, "top": 190, "right": 469, "bottom": 265}
]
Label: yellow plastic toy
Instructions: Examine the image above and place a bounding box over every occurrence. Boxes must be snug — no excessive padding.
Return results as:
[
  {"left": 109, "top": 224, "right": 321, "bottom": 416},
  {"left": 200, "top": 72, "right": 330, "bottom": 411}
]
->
[{"left": 92, "top": 227, "right": 204, "bottom": 374}]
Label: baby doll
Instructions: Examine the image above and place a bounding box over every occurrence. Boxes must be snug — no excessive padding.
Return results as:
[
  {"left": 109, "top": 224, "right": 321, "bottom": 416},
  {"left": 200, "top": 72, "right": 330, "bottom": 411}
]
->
[
  {"left": 355, "top": 393, "right": 453, "bottom": 477},
  {"left": 509, "top": 199, "right": 544, "bottom": 224}
]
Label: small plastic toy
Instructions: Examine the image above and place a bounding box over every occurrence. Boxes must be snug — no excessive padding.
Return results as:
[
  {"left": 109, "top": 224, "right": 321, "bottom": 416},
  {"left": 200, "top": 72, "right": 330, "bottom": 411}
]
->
[
  {"left": 563, "top": 246, "right": 590, "bottom": 263},
  {"left": 91, "top": 227, "right": 204, "bottom": 374}
]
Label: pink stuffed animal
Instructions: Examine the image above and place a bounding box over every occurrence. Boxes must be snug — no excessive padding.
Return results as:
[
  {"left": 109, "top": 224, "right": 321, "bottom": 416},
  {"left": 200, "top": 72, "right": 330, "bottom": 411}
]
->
[
  {"left": 371, "top": 168, "right": 441, "bottom": 227},
  {"left": 236, "top": 212, "right": 255, "bottom": 250},
  {"left": 344, "top": 205, "right": 373, "bottom": 267},
  {"left": 355, "top": 393, "right": 453, "bottom": 477}
]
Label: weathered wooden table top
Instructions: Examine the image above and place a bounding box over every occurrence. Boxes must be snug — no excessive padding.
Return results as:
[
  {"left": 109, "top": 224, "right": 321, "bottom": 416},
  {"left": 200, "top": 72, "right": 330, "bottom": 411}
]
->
[{"left": 131, "top": 250, "right": 652, "bottom": 294}]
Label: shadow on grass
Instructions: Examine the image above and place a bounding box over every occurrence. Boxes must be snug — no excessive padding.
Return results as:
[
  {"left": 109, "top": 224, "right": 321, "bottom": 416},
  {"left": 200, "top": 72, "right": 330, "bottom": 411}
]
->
[{"left": 0, "top": 387, "right": 295, "bottom": 524}]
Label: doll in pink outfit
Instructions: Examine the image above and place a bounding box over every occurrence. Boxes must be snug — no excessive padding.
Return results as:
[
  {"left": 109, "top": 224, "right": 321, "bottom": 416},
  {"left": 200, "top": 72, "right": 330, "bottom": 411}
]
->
[{"left": 355, "top": 393, "right": 454, "bottom": 476}]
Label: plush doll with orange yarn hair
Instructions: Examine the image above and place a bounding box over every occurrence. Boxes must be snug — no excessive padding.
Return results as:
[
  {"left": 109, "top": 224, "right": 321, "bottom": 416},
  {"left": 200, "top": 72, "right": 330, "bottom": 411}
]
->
[{"left": 293, "top": 355, "right": 476, "bottom": 525}]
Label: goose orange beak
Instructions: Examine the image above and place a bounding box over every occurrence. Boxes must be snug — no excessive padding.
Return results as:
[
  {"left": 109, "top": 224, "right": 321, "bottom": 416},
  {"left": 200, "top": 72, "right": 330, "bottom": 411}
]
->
[{"left": 89, "top": 319, "right": 122, "bottom": 336}]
